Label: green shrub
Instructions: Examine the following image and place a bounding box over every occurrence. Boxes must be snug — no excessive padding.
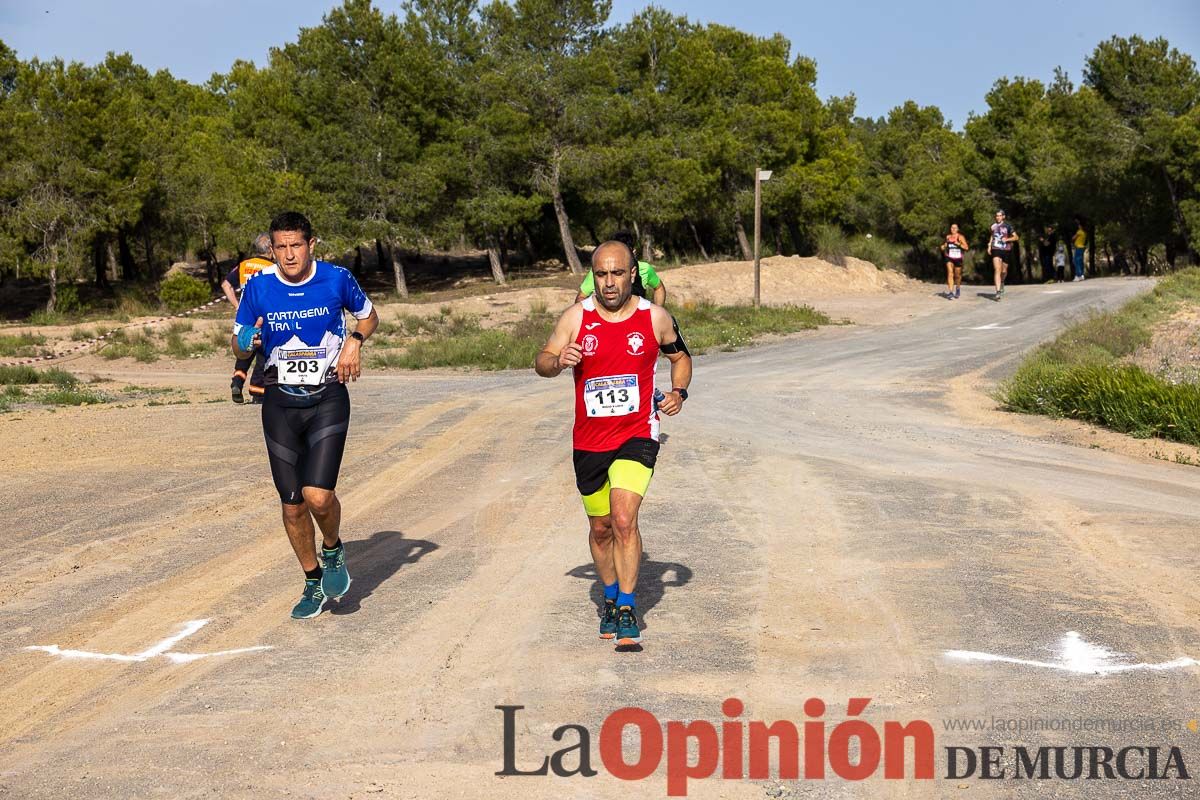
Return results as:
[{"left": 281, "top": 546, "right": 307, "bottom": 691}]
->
[
  {"left": 42, "top": 386, "right": 110, "bottom": 406},
  {"left": 26, "top": 309, "right": 64, "bottom": 326},
  {"left": 848, "top": 235, "right": 909, "bottom": 270},
  {"left": 1001, "top": 360, "right": 1200, "bottom": 446},
  {"left": 998, "top": 268, "right": 1200, "bottom": 446},
  {"left": 158, "top": 272, "right": 212, "bottom": 312},
  {"left": 813, "top": 224, "right": 849, "bottom": 266},
  {"left": 56, "top": 284, "right": 83, "bottom": 314},
  {"left": 0, "top": 332, "right": 48, "bottom": 357},
  {"left": 673, "top": 301, "right": 831, "bottom": 353}
]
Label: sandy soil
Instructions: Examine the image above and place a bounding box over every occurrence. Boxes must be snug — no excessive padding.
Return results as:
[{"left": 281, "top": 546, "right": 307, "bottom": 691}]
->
[{"left": 1129, "top": 305, "right": 1200, "bottom": 385}]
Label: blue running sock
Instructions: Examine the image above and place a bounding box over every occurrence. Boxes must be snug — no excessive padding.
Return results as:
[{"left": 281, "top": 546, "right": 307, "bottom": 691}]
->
[
  {"left": 617, "top": 591, "right": 636, "bottom": 609},
  {"left": 603, "top": 582, "right": 619, "bottom": 602}
]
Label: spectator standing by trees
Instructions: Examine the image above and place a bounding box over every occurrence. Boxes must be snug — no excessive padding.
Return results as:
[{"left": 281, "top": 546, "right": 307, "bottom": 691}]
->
[
  {"left": 1037, "top": 225, "right": 1058, "bottom": 282},
  {"left": 1072, "top": 218, "right": 1088, "bottom": 281}
]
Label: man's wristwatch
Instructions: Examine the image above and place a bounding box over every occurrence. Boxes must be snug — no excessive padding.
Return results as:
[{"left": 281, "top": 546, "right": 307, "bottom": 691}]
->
[
  {"left": 673, "top": 387, "right": 688, "bottom": 401},
  {"left": 349, "top": 331, "right": 365, "bottom": 344}
]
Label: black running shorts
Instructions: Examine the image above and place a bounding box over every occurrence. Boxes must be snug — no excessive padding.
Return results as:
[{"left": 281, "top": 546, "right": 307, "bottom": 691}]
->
[
  {"left": 572, "top": 437, "right": 660, "bottom": 496},
  {"left": 261, "top": 382, "right": 350, "bottom": 504}
]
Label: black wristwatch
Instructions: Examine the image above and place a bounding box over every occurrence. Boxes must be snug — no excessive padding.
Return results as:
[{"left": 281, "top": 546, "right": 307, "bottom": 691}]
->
[
  {"left": 349, "top": 331, "right": 365, "bottom": 344},
  {"left": 673, "top": 387, "right": 689, "bottom": 401}
]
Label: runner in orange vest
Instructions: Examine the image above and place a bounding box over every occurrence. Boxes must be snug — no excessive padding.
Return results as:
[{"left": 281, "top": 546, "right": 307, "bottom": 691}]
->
[{"left": 220, "top": 233, "right": 273, "bottom": 403}]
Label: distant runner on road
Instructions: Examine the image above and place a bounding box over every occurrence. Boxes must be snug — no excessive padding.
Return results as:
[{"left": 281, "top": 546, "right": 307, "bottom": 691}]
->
[
  {"left": 988, "top": 210, "right": 1018, "bottom": 300},
  {"left": 220, "top": 234, "right": 274, "bottom": 403},
  {"left": 232, "top": 211, "right": 379, "bottom": 619},
  {"left": 576, "top": 229, "right": 666, "bottom": 306},
  {"left": 537, "top": 240, "right": 692, "bottom": 649},
  {"left": 940, "top": 223, "right": 969, "bottom": 299}
]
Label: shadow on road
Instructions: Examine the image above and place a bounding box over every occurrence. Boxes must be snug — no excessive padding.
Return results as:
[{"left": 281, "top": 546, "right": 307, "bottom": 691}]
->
[
  {"left": 330, "top": 531, "right": 438, "bottom": 615},
  {"left": 565, "top": 554, "right": 693, "bottom": 626}
]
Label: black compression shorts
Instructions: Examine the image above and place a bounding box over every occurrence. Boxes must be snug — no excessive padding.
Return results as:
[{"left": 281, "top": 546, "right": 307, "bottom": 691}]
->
[
  {"left": 261, "top": 382, "right": 350, "bottom": 504},
  {"left": 573, "top": 437, "right": 660, "bottom": 496}
]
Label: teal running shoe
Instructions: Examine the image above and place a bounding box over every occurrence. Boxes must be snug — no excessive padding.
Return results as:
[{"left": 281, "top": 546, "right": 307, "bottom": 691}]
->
[
  {"left": 615, "top": 605, "right": 641, "bottom": 646},
  {"left": 320, "top": 544, "right": 351, "bottom": 600},
  {"left": 291, "top": 580, "right": 327, "bottom": 619},
  {"left": 599, "top": 600, "right": 618, "bottom": 640}
]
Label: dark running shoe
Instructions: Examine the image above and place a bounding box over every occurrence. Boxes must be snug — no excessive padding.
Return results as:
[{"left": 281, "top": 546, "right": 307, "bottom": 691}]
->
[
  {"left": 599, "top": 599, "right": 618, "bottom": 640},
  {"left": 291, "top": 580, "right": 328, "bottom": 619},
  {"left": 615, "top": 605, "right": 641, "bottom": 647},
  {"left": 320, "top": 544, "right": 351, "bottom": 600}
]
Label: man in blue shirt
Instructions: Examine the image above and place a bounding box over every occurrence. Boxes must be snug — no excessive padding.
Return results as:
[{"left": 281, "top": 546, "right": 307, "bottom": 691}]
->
[{"left": 233, "top": 211, "right": 379, "bottom": 619}]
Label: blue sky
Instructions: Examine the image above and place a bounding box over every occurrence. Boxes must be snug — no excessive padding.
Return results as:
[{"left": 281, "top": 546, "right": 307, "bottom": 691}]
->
[{"left": 2, "top": 0, "right": 1196, "bottom": 126}]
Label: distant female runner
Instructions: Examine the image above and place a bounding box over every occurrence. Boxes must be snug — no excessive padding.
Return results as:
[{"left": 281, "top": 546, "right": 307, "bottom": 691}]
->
[{"left": 940, "top": 223, "right": 969, "bottom": 299}]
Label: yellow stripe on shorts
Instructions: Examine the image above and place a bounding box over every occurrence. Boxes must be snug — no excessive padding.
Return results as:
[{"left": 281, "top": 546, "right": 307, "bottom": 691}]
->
[{"left": 580, "top": 459, "right": 654, "bottom": 517}]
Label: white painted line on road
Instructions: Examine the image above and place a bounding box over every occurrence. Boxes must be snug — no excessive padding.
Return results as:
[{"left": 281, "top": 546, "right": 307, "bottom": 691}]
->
[
  {"left": 945, "top": 631, "right": 1198, "bottom": 675},
  {"left": 958, "top": 322, "right": 1013, "bottom": 330},
  {"left": 1043, "top": 290, "right": 1065, "bottom": 294},
  {"left": 25, "top": 619, "right": 272, "bottom": 664}
]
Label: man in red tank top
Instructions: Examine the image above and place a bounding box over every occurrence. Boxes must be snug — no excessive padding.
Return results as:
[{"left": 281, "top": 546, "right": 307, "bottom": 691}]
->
[{"left": 536, "top": 241, "right": 693, "bottom": 648}]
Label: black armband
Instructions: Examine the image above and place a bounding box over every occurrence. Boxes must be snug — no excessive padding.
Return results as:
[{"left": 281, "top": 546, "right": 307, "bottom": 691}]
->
[{"left": 660, "top": 316, "right": 690, "bottom": 356}]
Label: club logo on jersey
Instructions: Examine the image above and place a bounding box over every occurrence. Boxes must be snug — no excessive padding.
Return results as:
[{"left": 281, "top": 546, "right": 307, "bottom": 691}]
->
[
  {"left": 583, "top": 334, "right": 599, "bottom": 356},
  {"left": 626, "top": 332, "right": 645, "bottom": 355}
]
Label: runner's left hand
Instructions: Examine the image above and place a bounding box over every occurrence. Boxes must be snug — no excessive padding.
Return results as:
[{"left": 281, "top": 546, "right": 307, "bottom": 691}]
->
[
  {"left": 659, "top": 391, "right": 684, "bottom": 416},
  {"left": 337, "top": 339, "right": 362, "bottom": 383}
]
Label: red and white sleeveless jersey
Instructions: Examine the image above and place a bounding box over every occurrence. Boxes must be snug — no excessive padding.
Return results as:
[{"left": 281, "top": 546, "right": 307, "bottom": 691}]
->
[{"left": 572, "top": 297, "right": 660, "bottom": 451}]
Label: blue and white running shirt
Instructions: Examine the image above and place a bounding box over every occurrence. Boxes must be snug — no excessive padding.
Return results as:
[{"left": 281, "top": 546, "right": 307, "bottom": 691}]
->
[{"left": 233, "top": 261, "right": 373, "bottom": 387}]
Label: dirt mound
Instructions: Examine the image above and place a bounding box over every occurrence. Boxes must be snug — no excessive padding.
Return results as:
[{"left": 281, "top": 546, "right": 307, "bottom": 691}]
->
[{"left": 664, "top": 255, "right": 920, "bottom": 306}]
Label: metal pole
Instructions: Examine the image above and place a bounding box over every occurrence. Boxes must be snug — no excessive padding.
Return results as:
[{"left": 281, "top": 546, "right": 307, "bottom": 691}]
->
[{"left": 753, "top": 168, "right": 762, "bottom": 307}]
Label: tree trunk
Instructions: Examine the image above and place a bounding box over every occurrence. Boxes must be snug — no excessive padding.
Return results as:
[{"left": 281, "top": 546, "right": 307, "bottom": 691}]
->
[
  {"left": 353, "top": 246, "right": 364, "bottom": 280},
  {"left": 384, "top": 239, "right": 409, "bottom": 297},
  {"left": 733, "top": 210, "right": 753, "bottom": 260},
  {"left": 142, "top": 225, "right": 157, "bottom": 280},
  {"left": 118, "top": 227, "right": 137, "bottom": 281},
  {"left": 585, "top": 223, "right": 601, "bottom": 247},
  {"left": 772, "top": 220, "right": 785, "bottom": 257},
  {"left": 1087, "top": 225, "right": 1096, "bottom": 277},
  {"left": 106, "top": 238, "right": 118, "bottom": 285},
  {"left": 551, "top": 157, "right": 584, "bottom": 275},
  {"left": 786, "top": 220, "right": 806, "bottom": 256},
  {"left": 1162, "top": 168, "right": 1194, "bottom": 262},
  {"left": 46, "top": 261, "right": 57, "bottom": 313},
  {"left": 521, "top": 223, "right": 538, "bottom": 265},
  {"left": 93, "top": 233, "right": 110, "bottom": 289},
  {"left": 641, "top": 225, "right": 653, "bottom": 264},
  {"left": 486, "top": 234, "right": 507, "bottom": 286},
  {"left": 687, "top": 219, "right": 710, "bottom": 262},
  {"left": 203, "top": 231, "right": 217, "bottom": 287},
  {"left": 375, "top": 239, "right": 387, "bottom": 272}
]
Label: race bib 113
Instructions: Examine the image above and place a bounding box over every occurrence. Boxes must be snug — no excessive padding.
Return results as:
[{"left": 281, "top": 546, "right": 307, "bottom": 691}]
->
[{"left": 583, "top": 374, "right": 640, "bottom": 417}]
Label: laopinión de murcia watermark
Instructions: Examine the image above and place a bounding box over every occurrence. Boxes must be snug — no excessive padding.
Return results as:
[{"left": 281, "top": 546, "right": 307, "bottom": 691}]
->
[{"left": 496, "top": 699, "right": 1193, "bottom": 796}]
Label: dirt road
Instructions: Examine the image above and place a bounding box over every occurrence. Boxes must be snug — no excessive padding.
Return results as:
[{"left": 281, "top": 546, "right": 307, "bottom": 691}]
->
[{"left": 3, "top": 278, "right": 1198, "bottom": 799}]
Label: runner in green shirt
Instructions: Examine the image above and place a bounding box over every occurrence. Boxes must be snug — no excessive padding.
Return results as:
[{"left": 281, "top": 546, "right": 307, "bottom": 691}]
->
[{"left": 576, "top": 230, "right": 666, "bottom": 306}]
